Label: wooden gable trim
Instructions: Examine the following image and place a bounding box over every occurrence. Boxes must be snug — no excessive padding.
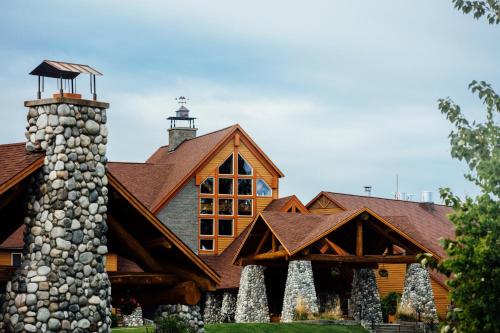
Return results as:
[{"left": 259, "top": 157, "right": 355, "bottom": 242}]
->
[
  {"left": 231, "top": 213, "right": 291, "bottom": 265},
  {"left": 290, "top": 208, "right": 440, "bottom": 260},
  {"left": 306, "top": 191, "right": 347, "bottom": 211},
  {"left": 151, "top": 124, "right": 284, "bottom": 214},
  {"left": 280, "top": 195, "right": 309, "bottom": 214},
  {"left": 0, "top": 156, "right": 44, "bottom": 196},
  {"left": 107, "top": 173, "right": 221, "bottom": 286}
]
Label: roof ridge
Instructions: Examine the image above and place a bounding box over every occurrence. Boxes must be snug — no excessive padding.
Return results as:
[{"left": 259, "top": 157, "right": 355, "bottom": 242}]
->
[
  {"left": 0, "top": 142, "right": 26, "bottom": 147},
  {"left": 326, "top": 191, "right": 448, "bottom": 207}
]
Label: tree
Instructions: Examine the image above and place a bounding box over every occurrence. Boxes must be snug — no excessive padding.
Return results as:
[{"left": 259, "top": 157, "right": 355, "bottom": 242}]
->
[
  {"left": 429, "top": 81, "right": 500, "bottom": 333},
  {"left": 451, "top": 0, "right": 500, "bottom": 24}
]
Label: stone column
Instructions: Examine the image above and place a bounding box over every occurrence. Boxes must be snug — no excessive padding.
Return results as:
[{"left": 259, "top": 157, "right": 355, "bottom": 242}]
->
[
  {"left": 399, "top": 263, "right": 438, "bottom": 321},
  {"left": 235, "top": 265, "right": 270, "bottom": 323},
  {"left": 281, "top": 260, "right": 318, "bottom": 322},
  {"left": 203, "top": 292, "right": 221, "bottom": 324},
  {"left": 1, "top": 99, "right": 112, "bottom": 332},
  {"left": 349, "top": 268, "right": 383, "bottom": 325},
  {"left": 220, "top": 291, "right": 237, "bottom": 323}
]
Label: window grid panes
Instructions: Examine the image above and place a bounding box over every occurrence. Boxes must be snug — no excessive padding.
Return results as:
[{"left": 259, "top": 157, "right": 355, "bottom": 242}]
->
[
  {"left": 200, "top": 218, "right": 214, "bottom": 236},
  {"left": 218, "top": 219, "right": 234, "bottom": 236},
  {"left": 200, "top": 177, "right": 214, "bottom": 194},
  {"left": 200, "top": 239, "right": 214, "bottom": 251}
]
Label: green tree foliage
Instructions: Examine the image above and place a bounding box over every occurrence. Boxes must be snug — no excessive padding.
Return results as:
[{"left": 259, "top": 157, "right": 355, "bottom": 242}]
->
[
  {"left": 422, "top": 81, "right": 500, "bottom": 333},
  {"left": 452, "top": 0, "right": 500, "bottom": 24}
]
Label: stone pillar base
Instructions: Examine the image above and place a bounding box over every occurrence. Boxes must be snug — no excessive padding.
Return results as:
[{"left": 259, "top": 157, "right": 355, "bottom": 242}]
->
[
  {"left": 399, "top": 263, "right": 438, "bottom": 321},
  {"left": 349, "top": 268, "right": 383, "bottom": 324},
  {"left": 235, "top": 265, "right": 270, "bottom": 323},
  {"left": 281, "top": 260, "right": 318, "bottom": 322}
]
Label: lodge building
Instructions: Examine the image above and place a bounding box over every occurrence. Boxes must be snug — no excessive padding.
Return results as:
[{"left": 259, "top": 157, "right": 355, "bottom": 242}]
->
[{"left": 0, "top": 61, "right": 453, "bottom": 331}]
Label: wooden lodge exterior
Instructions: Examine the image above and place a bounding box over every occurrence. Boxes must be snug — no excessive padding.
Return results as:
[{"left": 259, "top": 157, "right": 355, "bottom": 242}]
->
[{"left": 0, "top": 114, "right": 454, "bottom": 320}]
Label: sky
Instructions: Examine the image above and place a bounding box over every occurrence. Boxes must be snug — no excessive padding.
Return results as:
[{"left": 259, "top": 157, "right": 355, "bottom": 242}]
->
[{"left": 0, "top": 1, "right": 498, "bottom": 203}]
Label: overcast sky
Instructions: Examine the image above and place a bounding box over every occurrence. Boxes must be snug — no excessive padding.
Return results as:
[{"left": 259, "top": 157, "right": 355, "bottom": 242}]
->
[{"left": 0, "top": 1, "right": 498, "bottom": 203}]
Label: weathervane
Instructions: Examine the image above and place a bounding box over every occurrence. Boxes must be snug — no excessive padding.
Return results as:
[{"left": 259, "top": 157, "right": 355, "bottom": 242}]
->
[{"left": 176, "top": 96, "right": 189, "bottom": 106}]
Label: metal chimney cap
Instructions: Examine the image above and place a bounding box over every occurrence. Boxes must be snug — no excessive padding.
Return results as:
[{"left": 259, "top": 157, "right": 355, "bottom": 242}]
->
[{"left": 30, "top": 60, "right": 102, "bottom": 79}]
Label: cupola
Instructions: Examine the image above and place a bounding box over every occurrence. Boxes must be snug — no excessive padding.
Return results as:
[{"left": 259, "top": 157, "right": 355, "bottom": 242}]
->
[{"left": 167, "top": 96, "right": 197, "bottom": 151}]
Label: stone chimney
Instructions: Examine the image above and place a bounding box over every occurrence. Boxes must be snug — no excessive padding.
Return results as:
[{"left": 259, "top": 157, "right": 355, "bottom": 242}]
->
[
  {"left": 1, "top": 62, "right": 111, "bottom": 332},
  {"left": 167, "top": 97, "right": 197, "bottom": 151}
]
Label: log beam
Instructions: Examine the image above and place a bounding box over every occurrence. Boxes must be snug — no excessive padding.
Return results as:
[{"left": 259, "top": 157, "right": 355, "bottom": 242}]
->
[
  {"left": 146, "top": 237, "right": 173, "bottom": 250},
  {"left": 107, "top": 214, "right": 164, "bottom": 272},
  {"left": 109, "top": 273, "right": 178, "bottom": 286},
  {"left": 325, "top": 238, "right": 350, "bottom": 256},
  {"left": 297, "top": 254, "right": 417, "bottom": 264},
  {"left": 250, "top": 250, "right": 287, "bottom": 261},
  {"left": 254, "top": 229, "right": 271, "bottom": 255},
  {"left": 356, "top": 220, "right": 363, "bottom": 256}
]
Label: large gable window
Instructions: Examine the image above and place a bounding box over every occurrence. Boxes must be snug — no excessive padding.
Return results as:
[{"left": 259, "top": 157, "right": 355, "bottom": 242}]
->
[
  {"left": 238, "top": 154, "right": 253, "bottom": 175},
  {"left": 200, "top": 177, "right": 214, "bottom": 194},
  {"left": 219, "top": 154, "right": 233, "bottom": 175},
  {"left": 200, "top": 218, "right": 214, "bottom": 236},
  {"left": 200, "top": 239, "right": 214, "bottom": 251},
  {"left": 219, "top": 198, "right": 233, "bottom": 216},
  {"left": 218, "top": 219, "right": 234, "bottom": 236},
  {"left": 238, "top": 199, "right": 253, "bottom": 216},
  {"left": 256, "top": 179, "right": 272, "bottom": 197}
]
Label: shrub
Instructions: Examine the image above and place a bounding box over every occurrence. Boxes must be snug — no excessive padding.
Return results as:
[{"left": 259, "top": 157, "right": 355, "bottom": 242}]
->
[
  {"left": 381, "top": 292, "right": 401, "bottom": 321},
  {"left": 396, "top": 302, "right": 418, "bottom": 322},
  {"left": 317, "top": 296, "right": 343, "bottom": 320},
  {"left": 294, "top": 296, "right": 314, "bottom": 321},
  {"left": 155, "top": 315, "right": 193, "bottom": 333}
]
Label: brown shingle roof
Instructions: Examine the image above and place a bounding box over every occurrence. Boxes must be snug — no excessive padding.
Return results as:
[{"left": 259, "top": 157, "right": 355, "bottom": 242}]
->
[
  {"left": 264, "top": 196, "right": 296, "bottom": 212},
  {"left": 321, "top": 192, "right": 454, "bottom": 258},
  {"left": 0, "top": 226, "right": 24, "bottom": 249},
  {"left": 0, "top": 143, "right": 43, "bottom": 194}
]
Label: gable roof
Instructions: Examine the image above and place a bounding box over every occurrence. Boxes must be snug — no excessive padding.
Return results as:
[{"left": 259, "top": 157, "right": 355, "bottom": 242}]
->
[
  {"left": 0, "top": 225, "right": 24, "bottom": 249},
  {"left": 264, "top": 195, "right": 309, "bottom": 213},
  {"left": 144, "top": 124, "right": 284, "bottom": 213},
  {"left": 312, "top": 192, "right": 454, "bottom": 259},
  {"left": 0, "top": 143, "right": 44, "bottom": 195}
]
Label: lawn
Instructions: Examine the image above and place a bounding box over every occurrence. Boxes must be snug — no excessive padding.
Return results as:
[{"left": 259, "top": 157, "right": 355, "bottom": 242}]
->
[
  {"left": 205, "top": 323, "right": 367, "bottom": 333},
  {"left": 112, "top": 323, "right": 367, "bottom": 333}
]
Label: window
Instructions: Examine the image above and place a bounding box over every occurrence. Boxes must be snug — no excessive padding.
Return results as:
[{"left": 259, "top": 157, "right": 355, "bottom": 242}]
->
[
  {"left": 219, "top": 154, "right": 233, "bottom": 175},
  {"left": 11, "top": 253, "right": 22, "bottom": 268},
  {"left": 200, "top": 198, "right": 214, "bottom": 215},
  {"left": 200, "top": 219, "right": 214, "bottom": 236},
  {"left": 238, "top": 179, "right": 252, "bottom": 195},
  {"left": 218, "top": 178, "right": 233, "bottom": 195},
  {"left": 238, "top": 199, "right": 253, "bottom": 216},
  {"left": 238, "top": 154, "right": 253, "bottom": 175},
  {"left": 219, "top": 199, "right": 233, "bottom": 215},
  {"left": 256, "top": 179, "right": 272, "bottom": 197},
  {"left": 200, "top": 177, "right": 214, "bottom": 194},
  {"left": 218, "top": 219, "right": 234, "bottom": 236},
  {"left": 200, "top": 239, "right": 214, "bottom": 251}
]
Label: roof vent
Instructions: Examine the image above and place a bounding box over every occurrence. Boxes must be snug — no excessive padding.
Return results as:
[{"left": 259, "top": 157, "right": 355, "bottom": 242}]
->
[
  {"left": 30, "top": 60, "right": 102, "bottom": 100},
  {"left": 421, "top": 191, "right": 433, "bottom": 203}
]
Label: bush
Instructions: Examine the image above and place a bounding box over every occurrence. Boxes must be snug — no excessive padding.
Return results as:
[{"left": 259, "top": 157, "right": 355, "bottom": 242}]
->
[
  {"left": 294, "top": 296, "right": 314, "bottom": 321},
  {"left": 396, "top": 302, "right": 418, "bottom": 322},
  {"left": 381, "top": 292, "right": 401, "bottom": 320},
  {"left": 317, "top": 296, "right": 343, "bottom": 320},
  {"left": 155, "top": 315, "right": 193, "bottom": 333}
]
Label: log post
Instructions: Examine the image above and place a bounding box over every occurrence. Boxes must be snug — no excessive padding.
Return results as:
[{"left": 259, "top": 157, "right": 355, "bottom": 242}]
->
[{"left": 356, "top": 220, "right": 363, "bottom": 256}]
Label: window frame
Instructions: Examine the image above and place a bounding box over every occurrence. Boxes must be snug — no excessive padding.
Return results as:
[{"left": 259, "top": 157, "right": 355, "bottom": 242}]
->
[
  {"left": 199, "top": 239, "right": 214, "bottom": 251},
  {"left": 256, "top": 179, "right": 273, "bottom": 197},
  {"left": 200, "top": 218, "right": 215, "bottom": 236},
  {"left": 237, "top": 198, "right": 253, "bottom": 216},
  {"left": 218, "top": 153, "right": 234, "bottom": 175},
  {"left": 218, "top": 177, "right": 234, "bottom": 195},
  {"left": 237, "top": 153, "right": 253, "bottom": 176},
  {"left": 237, "top": 178, "right": 253, "bottom": 196},
  {"left": 218, "top": 198, "right": 234, "bottom": 216},
  {"left": 11, "top": 252, "right": 22, "bottom": 267},
  {"left": 218, "top": 218, "right": 234, "bottom": 237},
  {"left": 199, "top": 197, "right": 214, "bottom": 215},
  {"left": 200, "top": 177, "right": 215, "bottom": 194}
]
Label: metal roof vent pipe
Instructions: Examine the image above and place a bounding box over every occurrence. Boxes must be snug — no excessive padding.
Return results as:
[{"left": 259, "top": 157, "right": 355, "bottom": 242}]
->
[{"left": 420, "top": 191, "right": 434, "bottom": 210}]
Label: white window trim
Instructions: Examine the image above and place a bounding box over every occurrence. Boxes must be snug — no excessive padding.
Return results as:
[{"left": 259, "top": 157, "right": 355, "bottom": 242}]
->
[
  {"left": 199, "top": 197, "right": 214, "bottom": 216},
  {"left": 199, "top": 239, "right": 214, "bottom": 251},
  {"left": 218, "top": 198, "right": 234, "bottom": 216},
  {"left": 237, "top": 153, "right": 253, "bottom": 176},
  {"left": 200, "top": 177, "right": 215, "bottom": 194},
  {"left": 237, "top": 178, "right": 253, "bottom": 196},
  {"left": 218, "top": 153, "right": 234, "bottom": 176},
  {"left": 218, "top": 218, "right": 234, "bottom": 237},
  {"left": 237, "top": 198, "right": 254, "bottom": 216},
  {"left": 200, "top": 218, "right": 215, "bottom": 236},
  {"left": 256, "top": 179, "right": 273, "bottom": 197}
]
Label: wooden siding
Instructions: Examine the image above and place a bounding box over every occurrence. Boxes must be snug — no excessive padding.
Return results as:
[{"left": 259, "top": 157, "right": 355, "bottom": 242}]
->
[
  {"left": 196, "top": 138, "right": 279, "bottom": 254},
  {"left": 0, "top": 251, "right": 12, "bottom": 266},
  {"left": 431, "top": 278, "right": 450, "bottom": 319},
  {"left": 375, "top": 264, "right": 406, "bottom": 296}
]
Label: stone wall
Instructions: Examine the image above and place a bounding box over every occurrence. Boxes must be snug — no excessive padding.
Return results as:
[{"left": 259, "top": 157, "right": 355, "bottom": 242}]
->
[
  {"left": 122, "top": 306, "right": 143, "bottom": 327},
  {"left": 156, "top": 178, "right": 198, "bottom": 253},
  {"left": 281, "top": 260, "right": 318, "bottom": 322},
  {"left": 235, "top": 265, "right": 270, "bottom": 323},
  {"left": 220, "top": 291, "right": 237, "bottom": 323},
  {"left": 203, "top": 292, "right": 221, "bottom": 324},
  {"left": 399, "top": 263, "right": 438, "bottom": 321},
  {"left": 0, "top": 101, "right": 111, "bottom": 332},
  {"left": 156, "top": 304, "right": 205, "bottom": 333},
  {"left": 168, "top": 127, "right": 197, "bottom": 152},
  {"left": 349, "top": 268, "right": 383, "bottom": 325}
]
